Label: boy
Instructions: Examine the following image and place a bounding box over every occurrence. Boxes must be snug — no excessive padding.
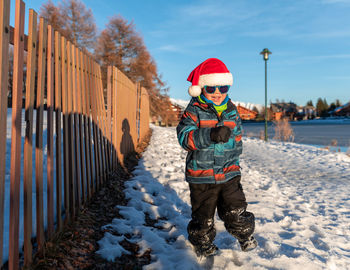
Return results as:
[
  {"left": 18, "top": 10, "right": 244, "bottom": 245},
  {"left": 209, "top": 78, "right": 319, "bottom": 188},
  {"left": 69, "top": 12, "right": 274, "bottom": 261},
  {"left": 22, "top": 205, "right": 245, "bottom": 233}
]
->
[{"left": 176, "top": 58, "right": 257, "bottom": 257}]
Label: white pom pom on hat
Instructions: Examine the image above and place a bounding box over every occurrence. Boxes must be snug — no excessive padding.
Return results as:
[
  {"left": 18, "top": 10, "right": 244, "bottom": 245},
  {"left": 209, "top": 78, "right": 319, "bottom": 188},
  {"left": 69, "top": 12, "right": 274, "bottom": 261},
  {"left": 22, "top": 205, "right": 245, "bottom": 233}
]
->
[
  {"left": 187, "top": 58, "right": 233, "bottom": 97},
  {"left": 188, "top": 85, "right": 202, "bottom": 97}
]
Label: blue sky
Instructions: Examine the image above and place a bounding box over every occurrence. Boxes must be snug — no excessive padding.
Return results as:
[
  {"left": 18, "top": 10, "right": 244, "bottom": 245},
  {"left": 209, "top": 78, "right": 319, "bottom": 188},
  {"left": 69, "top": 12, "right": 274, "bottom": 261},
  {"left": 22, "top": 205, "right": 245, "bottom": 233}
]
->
[{"left": 10, "top": 0, "right": 350, "bottom": 106}]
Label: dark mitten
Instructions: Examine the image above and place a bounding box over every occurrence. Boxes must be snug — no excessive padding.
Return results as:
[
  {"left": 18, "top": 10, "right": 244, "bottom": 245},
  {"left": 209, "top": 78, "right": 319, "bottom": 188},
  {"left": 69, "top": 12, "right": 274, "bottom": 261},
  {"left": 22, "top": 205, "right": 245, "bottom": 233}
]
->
[{"left": 210, "top": 126, "right": 231, "bottom": 143}]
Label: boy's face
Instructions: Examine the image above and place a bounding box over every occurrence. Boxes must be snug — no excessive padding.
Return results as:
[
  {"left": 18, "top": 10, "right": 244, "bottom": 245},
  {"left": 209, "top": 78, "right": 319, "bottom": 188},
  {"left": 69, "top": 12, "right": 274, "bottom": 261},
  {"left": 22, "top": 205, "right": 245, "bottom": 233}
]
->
[{"left": 202, "top": 87, "right": 227, "bottom": 105}]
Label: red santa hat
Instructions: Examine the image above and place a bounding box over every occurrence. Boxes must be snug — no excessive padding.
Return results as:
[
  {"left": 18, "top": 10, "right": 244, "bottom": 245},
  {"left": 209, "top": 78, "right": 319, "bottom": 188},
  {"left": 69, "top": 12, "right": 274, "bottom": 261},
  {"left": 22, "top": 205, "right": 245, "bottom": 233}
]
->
[{"left": 187, "top": 58, "right": 233, "bottom": 97}]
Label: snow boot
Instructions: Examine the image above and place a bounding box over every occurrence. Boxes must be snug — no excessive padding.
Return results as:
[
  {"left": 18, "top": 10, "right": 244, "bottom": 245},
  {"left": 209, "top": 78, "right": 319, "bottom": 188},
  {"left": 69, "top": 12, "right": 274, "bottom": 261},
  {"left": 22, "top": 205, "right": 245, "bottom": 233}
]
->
[
  {"left": 194, "top": 243, "right": 219, "bottom": 257},
  {"left": 239, "top": 235, "right": 257, "bottom": 252}
]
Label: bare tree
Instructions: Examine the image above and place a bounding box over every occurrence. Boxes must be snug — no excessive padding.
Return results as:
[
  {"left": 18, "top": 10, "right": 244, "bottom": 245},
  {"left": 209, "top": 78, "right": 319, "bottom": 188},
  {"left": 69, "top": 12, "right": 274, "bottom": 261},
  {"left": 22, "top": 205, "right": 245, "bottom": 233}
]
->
[
  {"left": 95, "top": 15, "right": 174, "bottom": 120},
  {"left": 95, "top": 15, "right": 143, "bottom": 74},
  {"left": 40, "top": 0, "right": 97, "bottom": 51},
  {"left": 40, "top": 0, "right": 65, "bottom": 33}
]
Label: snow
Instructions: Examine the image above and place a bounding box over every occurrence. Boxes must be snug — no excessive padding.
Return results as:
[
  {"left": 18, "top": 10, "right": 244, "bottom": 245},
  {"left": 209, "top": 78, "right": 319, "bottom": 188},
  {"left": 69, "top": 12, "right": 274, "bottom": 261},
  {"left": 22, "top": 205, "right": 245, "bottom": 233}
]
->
[
  {"left": 97, "top": 125, "right": 350, "bottom": 270},
  {"left": 170, "top": 98, "right": 191, "bottom": 109},
  {"left": 232, "top": 101, "right": 263, "bottom": 112}
]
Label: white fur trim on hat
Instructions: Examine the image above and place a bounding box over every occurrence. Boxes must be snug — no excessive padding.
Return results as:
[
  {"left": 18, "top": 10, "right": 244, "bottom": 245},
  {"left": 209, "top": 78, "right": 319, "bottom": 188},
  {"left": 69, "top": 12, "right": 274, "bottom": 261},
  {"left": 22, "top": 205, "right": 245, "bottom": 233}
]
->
[
  {"left": 198, "top": 72, "right": 233, "bottom": 88},
  {"left": 188, "top": 85, "right": 202, "bottom": 97}
]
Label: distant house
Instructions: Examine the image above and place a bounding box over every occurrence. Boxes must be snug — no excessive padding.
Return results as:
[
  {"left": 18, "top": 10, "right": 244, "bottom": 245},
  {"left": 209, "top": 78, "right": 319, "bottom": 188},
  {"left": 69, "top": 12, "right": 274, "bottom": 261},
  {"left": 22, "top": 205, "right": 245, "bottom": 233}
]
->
[
  {"left": 237, "top": 105, "right": 258, "bottom": 120},
  {"left": 270, "top": 102, "right": 298, "bottom": 120},
  {"left": 332, "top": 102, "right": 350, "bottom": 116},
  {"left": 169, "top": 101, "right": 186, "bottom": 124},
  {"left": 273, "top": 111, "right": 283, "bottom": 121},
  {"left": 171, "top": 103, "right": 184, "bottom": 121},
  {"left": 302, "top": 105, "right": 317, "bottom": 120}
]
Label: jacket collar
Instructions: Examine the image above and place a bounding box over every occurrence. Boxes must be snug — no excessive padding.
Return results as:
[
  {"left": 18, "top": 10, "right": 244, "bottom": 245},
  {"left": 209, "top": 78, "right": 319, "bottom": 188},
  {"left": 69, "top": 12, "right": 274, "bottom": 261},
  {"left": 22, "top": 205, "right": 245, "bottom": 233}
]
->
[{"left": 192, "top": 97, "right": 236, "bottom": 113}]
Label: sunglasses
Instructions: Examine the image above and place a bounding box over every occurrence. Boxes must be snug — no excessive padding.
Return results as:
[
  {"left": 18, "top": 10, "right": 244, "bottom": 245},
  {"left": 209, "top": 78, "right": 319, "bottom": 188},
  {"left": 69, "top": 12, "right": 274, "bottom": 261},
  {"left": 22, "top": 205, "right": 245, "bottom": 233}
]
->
[{"left": 203, "top": 85, "right": 230, "bottom": 94}]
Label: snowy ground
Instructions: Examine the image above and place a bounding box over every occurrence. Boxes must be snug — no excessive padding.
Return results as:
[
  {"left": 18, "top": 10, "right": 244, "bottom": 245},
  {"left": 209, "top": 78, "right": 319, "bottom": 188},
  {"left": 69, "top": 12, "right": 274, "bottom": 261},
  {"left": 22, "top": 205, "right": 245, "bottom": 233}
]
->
[{"left": 97, "top": 125, "right": 350, "bottom": 270}]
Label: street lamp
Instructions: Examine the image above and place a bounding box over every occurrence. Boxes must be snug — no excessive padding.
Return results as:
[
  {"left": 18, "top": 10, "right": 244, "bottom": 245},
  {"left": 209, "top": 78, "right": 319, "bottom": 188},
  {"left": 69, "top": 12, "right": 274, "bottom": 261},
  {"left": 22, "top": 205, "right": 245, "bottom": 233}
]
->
[{"left": 260, "top": 48, "right": 272, "bottom": 142}]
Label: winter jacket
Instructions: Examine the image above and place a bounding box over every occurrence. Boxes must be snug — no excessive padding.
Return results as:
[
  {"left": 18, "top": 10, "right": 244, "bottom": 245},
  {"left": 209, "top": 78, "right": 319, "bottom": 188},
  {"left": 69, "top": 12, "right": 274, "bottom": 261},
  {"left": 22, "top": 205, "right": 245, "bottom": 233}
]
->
[{"left": 177, "top": 97, "right": 243, "bottom": 184}]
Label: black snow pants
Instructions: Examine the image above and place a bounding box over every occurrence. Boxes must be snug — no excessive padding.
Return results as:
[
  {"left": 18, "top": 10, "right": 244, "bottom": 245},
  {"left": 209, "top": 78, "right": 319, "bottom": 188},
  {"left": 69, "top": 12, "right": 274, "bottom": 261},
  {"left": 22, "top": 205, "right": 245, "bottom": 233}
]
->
[{"left": 187, "top": 175, "right": 255, "bottom": 248}]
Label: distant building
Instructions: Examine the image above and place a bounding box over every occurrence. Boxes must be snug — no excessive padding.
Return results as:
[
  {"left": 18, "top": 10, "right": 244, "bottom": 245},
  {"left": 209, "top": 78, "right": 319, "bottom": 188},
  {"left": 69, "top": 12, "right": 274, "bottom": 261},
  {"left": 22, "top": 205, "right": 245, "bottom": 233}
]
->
[
  {"left": 270, "top": 102, "right": 298, "bottom": 120},
  {"left": 332, "top": 102, "right": 350, "bottom": 116},
  {"left": 171, "top": 103, "right": 184, "bottom": 121},
  {"left": 302, "top": 105, "right": 317, "bottom": 120},
  {"left": 273, "top": 111, "right": 283, "bottom": 121},
  {"left": 168, "top": 101, "right": 185, "bottom": 125},
  {"left": 237, "top": 105, "right": 258, "bottom": 120}
]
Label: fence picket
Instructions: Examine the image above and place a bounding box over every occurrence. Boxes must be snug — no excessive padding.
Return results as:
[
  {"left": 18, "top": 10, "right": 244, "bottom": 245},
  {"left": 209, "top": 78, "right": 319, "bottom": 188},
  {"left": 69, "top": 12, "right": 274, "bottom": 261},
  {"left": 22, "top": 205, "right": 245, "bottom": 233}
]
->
[
  {"left": 35, "top": 17, "right": 48, "bottom": 250},
  {"left": 54, "top": 31, "right": 63, "bottom": 231},
  {"left": 84, "top": 54, "right": 94, "bottom": 195},
  {"left": 82, "top": 53, "right": 93, "bottom": 198},
  {"left": 112, "top": 67, "right": 118, "bottom": 170},
  {"left": 99, "top": 65, "right": 110, "bottom": 175},
  {"left": 61, "top": 36, "right": 70, "bottom": 223},
  {"left": 66, "top": 41, "right": 76, "bottom": 219},
  {"left": 90, "top": 59, "right": 101, "bottom": 190},
  {"left": 46, "top": 24, "right": 55, "bottom": 238},
  {"left": 71, "top": 44, "right": 81, "bottom": 211},
  {"left": 23, "top": 9, "right": 37, "bottom": 266},
  {"left": 8, "top": 0, "right": 25, "bottom": 268},
  {"left": 76, "top": 48, "right": 86, "bottom": 204},
  {"left": 106, "top": 66, "right": 112, "bottom": 172},
  {"left": 0, "top": 0, "right": 10, "bottom": 267},
  {"left": 140, "top": 87, "right": 150, "bottom": 141},
  {"left": 95, "top": 63, "right": 106, "bottom": 183}
]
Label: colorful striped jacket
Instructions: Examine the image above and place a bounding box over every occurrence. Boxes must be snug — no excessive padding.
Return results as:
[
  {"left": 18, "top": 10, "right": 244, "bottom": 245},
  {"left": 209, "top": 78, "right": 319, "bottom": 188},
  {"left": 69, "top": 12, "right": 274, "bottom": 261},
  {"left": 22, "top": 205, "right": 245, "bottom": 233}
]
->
[{"left": 177, "top": 97, "right": 243, "bottom": 184}]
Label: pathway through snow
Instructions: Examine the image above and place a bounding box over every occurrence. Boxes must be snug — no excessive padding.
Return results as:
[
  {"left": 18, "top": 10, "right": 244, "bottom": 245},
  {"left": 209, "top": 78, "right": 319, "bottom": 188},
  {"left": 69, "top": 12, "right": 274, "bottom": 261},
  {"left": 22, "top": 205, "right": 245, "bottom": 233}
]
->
[{"left": 97, "top": 125, "right": 350, "bottom": 270}]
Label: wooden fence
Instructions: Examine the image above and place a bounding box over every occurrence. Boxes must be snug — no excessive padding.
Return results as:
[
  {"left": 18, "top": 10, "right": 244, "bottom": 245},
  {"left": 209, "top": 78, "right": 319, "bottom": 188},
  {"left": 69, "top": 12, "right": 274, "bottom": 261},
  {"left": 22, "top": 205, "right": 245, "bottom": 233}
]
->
[{"left": 0, "top": 0, "right": 150, "bottom": 269}]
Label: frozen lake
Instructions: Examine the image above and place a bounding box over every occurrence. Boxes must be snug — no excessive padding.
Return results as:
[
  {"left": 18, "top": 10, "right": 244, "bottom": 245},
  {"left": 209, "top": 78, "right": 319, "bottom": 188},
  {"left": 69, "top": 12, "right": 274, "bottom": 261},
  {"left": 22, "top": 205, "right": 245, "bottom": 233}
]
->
[{"left": 242, "top": 120, "right": 350, "bottom": 150}]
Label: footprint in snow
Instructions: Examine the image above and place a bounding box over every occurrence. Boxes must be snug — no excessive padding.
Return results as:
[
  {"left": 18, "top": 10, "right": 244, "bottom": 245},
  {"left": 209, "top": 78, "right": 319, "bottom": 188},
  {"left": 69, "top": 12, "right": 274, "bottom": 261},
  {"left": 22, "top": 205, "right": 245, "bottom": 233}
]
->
[
  {"left": 310, "top": 225, "right": 325, "bottom": 238},
  {"left": 309, "top": 225, "right": 329, "bottom": 251},
  {"left": 310, "top": 236, "right": 330, "bottom": 251}
]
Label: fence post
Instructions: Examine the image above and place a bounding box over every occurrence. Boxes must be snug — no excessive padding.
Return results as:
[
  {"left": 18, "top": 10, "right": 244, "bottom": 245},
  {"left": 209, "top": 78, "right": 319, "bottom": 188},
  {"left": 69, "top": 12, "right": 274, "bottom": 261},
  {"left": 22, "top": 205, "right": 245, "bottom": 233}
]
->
[
  {"left": 106, "top": 66, "right": 112, "bottom": 172},
  {"left": 66, "top": 41, "right": 76, "bottom": 219},
  {"left": 61, "top": 36, "right": 70, "bottom": 224},
  {"left": 76, "top": 48, "right": 87, "bottom": 204},
  {"left": 9, "top": 0, "right": 25, "bottom": 268},
  {"left": 71, "top": 43, "right": 81, "bottom": 212},
  {"left": 93, "top": 62, "right": 103, "bottom": 184},
  {"left": 91, "top": 60, "right": 101, "bottom": 189},
  {"left": 47, "top": 24, "right": 55, "bottom": 238},
  {"left": 23, "top": 9, "right": 37, "bottom": 267},
  {"left": 35, "top": 17, "right": 48, "bottom": 250},
  {"left": 87, "top": 56, "right": 99, "bottom": 192},
  {"left": 140, "top": 87, "right": 150, "bottom": 141},
  {"left": 54, "top": 31, "right": 63, "bottom": 232},
  {"left": 112, "top": 67, "right": 118, "bottom": 170},
  {"left": 0, "top": 0, "right": 10, "bottom": 267},
  {"left": 96, "top": 64, "right": 107, "bottom": 183},
  {"left": 83, "top": 53, "right": 93, "bottom": 198},
  {"left": 136, "top": 82, "right": 141, "bottom": 142}
]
